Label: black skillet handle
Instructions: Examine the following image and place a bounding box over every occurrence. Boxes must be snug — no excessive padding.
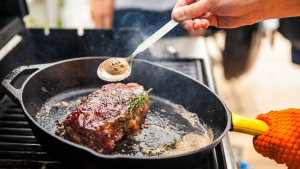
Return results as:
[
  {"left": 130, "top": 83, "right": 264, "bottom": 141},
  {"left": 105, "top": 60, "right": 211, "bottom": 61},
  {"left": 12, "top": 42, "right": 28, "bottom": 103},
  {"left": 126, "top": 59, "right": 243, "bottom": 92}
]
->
[{"left": 1, "top": 64, "right": 51, "bottom": 102}]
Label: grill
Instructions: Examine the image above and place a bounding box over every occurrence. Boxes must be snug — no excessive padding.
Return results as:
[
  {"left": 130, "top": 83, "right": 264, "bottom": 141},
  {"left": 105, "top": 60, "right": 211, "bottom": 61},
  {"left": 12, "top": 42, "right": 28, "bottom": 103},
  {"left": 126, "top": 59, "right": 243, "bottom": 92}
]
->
[
  {"left": 0, "top": 1, "right": 235, "bottom": 168},
  {"left": 0, "top": 97, "right": 65, "bottom": 169}
]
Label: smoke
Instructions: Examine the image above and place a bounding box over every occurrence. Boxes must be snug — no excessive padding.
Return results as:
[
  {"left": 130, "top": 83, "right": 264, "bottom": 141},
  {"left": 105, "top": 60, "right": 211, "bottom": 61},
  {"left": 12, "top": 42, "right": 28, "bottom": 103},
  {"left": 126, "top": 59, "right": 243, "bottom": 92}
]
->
[
  {"left": 113, "top": 9, "right": 187, "bottom": 37},
  {"left": 112, "top": 9, "right": 188, "bottom": 61}
]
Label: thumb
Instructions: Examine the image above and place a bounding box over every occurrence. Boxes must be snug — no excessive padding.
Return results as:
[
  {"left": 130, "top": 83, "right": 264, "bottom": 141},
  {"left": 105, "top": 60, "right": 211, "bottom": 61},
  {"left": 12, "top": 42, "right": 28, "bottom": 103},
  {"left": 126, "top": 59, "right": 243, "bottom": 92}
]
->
[{"left": 172, "top": 0, "right": 212, "bottom": 21}]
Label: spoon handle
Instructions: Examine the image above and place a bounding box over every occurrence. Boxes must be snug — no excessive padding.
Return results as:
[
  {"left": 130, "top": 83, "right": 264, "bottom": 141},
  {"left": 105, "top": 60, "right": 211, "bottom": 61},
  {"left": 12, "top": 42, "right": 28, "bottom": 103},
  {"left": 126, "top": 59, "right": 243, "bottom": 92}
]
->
[{"left": 127, "top": 19, "right": 179, "bottom": 61}]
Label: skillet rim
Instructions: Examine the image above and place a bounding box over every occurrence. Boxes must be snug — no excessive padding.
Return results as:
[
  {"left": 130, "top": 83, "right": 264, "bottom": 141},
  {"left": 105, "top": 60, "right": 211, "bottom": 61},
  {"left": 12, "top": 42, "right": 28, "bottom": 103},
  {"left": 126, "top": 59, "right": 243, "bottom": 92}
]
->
[{"left": 14, "top": 56, "right": 232, "bottom": 160}]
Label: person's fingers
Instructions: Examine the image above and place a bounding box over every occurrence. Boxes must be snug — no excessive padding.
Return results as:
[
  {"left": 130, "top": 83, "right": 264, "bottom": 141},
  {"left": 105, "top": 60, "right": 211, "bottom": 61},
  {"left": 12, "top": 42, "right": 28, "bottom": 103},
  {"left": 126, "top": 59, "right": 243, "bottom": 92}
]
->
[
  {"left": 172, "top": 0, "right": 212, "bottom": 21},
  {"left": 193, "top": 18, "right": 203, "bottom": 30},
  {"left": 102, "top": 14, "right": 113, "bottom": 29},
  {"left": 91, "top": 12, "right": 95, "bottom": 21},
  {"left": 180, "top": 20, "right": 195, "bottom": 31},
  {"left": 172, "top": 0, "right": 195, "bottom": 22},
  {"left": 94, "top": 14, "right": 102, "bottom": 28},
  {"left": 200, "top": 12, "right": 219, "bottom": 28},
  {"left": 201, "top": 19, "right": 210, "bottom": 28},
  {"left": 173, "top": 0, "right": 195, "bottom": 9},
  {"left": 89, "top": 0, "right": 114, "bottom": 28}
]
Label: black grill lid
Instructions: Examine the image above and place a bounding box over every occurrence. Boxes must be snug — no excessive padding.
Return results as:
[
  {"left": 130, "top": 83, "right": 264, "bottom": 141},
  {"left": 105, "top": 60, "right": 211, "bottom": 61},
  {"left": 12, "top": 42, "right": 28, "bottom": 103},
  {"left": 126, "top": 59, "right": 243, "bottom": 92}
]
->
[
  {"left": 0, "top": 0, "right": 28, "bottom": 18},
  {"left": 0, "top": 0, "right": 28, "bottom": 49}
]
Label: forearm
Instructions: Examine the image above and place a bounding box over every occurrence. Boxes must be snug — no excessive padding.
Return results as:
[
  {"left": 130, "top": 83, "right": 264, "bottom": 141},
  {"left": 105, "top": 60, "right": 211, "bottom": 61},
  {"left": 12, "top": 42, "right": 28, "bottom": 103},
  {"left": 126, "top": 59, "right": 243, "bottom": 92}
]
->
[
  {"left": 172, "top": 0, "right": 300, "bottom": 29},
  {"left": 254, "top": 0, "right": 300, "bottom": 22}
]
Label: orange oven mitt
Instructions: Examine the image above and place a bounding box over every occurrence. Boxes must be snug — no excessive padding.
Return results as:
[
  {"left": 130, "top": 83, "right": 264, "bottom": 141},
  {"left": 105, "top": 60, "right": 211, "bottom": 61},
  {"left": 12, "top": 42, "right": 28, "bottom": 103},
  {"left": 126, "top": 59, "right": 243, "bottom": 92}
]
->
[{"left": 253, "top": 108, "right": 300, "bottom": 169}]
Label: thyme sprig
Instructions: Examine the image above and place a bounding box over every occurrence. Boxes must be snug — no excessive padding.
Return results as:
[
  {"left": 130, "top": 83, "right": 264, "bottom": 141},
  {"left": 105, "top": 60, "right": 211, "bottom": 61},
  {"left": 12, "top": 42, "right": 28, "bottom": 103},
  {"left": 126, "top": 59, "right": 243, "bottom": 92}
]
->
[
  {"left": 119, "top": 88, "right": 152, "bottom": 122},
  {"left": 128, "top": 88, "right": 152, "bottom": 115}
]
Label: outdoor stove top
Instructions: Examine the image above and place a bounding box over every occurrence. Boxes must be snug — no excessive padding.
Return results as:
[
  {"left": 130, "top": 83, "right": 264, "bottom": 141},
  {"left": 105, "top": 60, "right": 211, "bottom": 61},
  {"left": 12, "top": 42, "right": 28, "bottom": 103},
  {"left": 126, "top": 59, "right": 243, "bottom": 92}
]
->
[{"left": 0, "top": 1, "right": 236, "bottom": 168}]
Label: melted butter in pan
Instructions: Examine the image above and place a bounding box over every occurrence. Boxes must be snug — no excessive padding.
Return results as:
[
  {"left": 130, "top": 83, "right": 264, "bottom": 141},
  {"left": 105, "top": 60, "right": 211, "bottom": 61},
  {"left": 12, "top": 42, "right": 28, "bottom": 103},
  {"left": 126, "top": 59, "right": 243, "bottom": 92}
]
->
[
  {"left": 161, "top": 132, "right": 213, "bottom": 156},
  {"left": 111, "top": 96, "right": 213, "bottom": 157}
]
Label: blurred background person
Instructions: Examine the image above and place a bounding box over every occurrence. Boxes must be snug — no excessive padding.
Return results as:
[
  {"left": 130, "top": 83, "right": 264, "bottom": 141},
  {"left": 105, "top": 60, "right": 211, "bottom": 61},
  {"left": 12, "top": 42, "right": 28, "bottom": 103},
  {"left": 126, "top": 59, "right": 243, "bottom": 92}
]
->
[
  {"left": 279, "top": 17, "right": 300, "bottom": 65},
  {"left": 89, "top": 0, "right": 188, "bottom": 37}
]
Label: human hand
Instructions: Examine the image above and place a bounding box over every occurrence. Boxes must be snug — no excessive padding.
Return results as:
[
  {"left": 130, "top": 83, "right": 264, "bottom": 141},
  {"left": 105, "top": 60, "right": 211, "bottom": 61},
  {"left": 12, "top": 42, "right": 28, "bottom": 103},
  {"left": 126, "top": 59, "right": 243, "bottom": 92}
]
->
[
  {"left": 89, "top": 0, "right": 113, "bottom": 29},
  {"left": 171, "top": 0, "right": 261, "bottom": 31},
  {"left": 253, "top": 109, "right": 300, "bottom": 168},
  {"left": 171, "top": 0, "right": 300, "bottom": 31}
]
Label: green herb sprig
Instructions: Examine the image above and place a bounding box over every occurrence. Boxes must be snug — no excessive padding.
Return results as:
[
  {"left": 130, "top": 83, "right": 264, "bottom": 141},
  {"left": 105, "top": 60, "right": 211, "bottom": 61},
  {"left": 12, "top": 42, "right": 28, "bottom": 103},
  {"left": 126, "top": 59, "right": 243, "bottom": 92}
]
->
[
  {"left": 118, "top": 88, "right": 152, "bottom": 122},
  {"left": 128, "top": 88, "right": 152, "bottom": 115}
]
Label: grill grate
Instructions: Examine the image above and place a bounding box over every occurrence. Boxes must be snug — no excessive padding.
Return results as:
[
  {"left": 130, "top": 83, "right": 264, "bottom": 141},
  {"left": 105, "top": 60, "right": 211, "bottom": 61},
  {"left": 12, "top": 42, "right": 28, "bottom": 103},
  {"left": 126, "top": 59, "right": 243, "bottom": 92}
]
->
[
  {"left": 155, "top": 61, "right": 198, "bottom": 79},
  {"left": 0, "top": 99, "right": 67, "bottom": 169}
]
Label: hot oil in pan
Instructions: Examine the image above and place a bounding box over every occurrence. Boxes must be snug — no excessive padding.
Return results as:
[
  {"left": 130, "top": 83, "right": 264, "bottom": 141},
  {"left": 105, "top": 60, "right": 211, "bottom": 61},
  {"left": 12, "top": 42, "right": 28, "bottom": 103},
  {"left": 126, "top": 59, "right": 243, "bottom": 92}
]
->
[
  {"left": 36, "top": 89, "right": 213, "bottom": 157},
  {"left": 112, "top": 95, "right": 213, "bottom": 157}
]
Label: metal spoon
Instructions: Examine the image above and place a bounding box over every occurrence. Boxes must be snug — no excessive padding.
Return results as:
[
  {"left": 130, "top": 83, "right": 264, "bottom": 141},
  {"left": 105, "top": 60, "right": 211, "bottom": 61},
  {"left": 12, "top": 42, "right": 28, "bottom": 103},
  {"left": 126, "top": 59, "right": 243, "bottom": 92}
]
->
[{"left": 97, "top": 19, "right": 179, "bottom": 82}]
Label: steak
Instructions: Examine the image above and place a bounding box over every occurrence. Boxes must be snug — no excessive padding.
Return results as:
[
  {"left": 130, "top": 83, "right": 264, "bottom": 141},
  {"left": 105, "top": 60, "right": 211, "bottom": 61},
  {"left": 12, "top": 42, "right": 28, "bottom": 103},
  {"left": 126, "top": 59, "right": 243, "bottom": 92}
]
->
[{"left": 63, "top": 83, "right": 150, "bottom": 154}]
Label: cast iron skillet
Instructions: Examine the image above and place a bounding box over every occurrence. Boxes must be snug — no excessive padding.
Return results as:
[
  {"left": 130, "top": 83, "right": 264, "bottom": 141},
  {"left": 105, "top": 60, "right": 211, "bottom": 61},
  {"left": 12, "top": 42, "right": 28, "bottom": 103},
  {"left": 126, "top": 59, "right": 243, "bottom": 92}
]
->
[{"left": 1, "top": 57, "right": 268, "bottom": 169}]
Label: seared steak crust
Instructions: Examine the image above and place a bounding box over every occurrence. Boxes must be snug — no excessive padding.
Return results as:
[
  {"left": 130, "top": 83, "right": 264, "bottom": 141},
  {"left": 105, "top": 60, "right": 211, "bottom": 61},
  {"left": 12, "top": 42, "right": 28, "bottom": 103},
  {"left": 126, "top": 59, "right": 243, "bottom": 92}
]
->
[{"left": 63, "top": 83, "right": 150, "bottom": 153}]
